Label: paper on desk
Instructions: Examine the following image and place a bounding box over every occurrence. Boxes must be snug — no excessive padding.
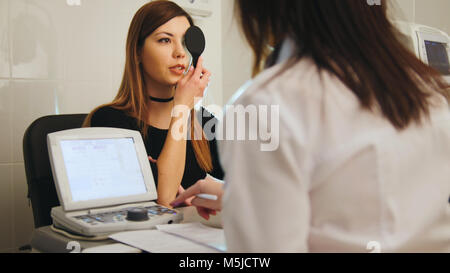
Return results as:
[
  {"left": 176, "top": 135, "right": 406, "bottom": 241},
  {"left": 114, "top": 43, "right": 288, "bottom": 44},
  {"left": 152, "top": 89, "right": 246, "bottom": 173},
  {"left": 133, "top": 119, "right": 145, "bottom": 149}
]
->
[
  {"left": 82, "top": 243, "right": 142, "bottom": 253},
  {"left": 109, "top": 229, "right": 221, "bottom": 253},
  {"left": 156, "top": 223, "right": 226, "bottom": 252}
]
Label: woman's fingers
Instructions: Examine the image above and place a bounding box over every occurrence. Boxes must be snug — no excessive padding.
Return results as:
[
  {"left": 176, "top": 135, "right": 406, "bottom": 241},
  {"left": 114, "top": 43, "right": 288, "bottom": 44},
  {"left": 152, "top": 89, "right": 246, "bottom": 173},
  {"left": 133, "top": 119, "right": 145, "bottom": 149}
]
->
[
  {"left": 170, "top": 180, "right": 203, "bottom": 207},
  {"left": 180, "top": 56, "right": 208, "bottom": 85},
  {"left": 201, "top": 68, "right": 211, "bottom": 79},
  {"left": 148, "top": 156, "right": 157, "bottom": 163},
  {"left": 178, "top": 66, "right": 194, "bottom": 86},
  {"left": 200, "top": 69, "right": 211, "bottom": 86},
  {"left": 174, "top": 59, "right": 211, "bottom": 108},
  {"left": 193, "top": 56, "right": 204, "bottom": 80},
  {"left": 185, "top": 65, "right": 195, "bottom": 80}
]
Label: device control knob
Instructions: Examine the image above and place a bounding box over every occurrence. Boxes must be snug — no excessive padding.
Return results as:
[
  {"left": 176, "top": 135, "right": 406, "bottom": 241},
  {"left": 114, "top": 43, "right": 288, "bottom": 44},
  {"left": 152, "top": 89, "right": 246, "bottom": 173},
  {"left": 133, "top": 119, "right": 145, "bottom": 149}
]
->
[{"left": 126, "top": 208, "right": 149, "bottom": 222}]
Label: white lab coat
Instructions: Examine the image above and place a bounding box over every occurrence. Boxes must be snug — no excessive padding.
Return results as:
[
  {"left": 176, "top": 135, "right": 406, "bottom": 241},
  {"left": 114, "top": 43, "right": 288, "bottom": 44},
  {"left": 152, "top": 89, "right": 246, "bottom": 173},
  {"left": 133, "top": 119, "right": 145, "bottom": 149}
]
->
[{"left": 219, "top": 55, "right": 450, "bottom": 253}]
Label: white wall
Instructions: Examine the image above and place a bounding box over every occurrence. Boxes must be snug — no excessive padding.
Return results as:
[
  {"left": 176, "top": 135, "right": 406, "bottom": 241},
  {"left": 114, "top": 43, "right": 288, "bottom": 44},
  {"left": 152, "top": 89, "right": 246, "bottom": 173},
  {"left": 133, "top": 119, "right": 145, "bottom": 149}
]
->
[
  {"left": 394, "top": 0, "right": 450, "bottom": 34},
  {"left": 221, "top": 0, "right": 252, "bottom": 105}
]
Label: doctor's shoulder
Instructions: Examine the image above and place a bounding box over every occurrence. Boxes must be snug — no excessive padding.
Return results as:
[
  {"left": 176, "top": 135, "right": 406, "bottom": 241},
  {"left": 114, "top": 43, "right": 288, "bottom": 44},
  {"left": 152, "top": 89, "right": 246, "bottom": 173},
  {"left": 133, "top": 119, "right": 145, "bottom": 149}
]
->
[{"left": 232, "top": 58, "right": 324, "bottom": 107}]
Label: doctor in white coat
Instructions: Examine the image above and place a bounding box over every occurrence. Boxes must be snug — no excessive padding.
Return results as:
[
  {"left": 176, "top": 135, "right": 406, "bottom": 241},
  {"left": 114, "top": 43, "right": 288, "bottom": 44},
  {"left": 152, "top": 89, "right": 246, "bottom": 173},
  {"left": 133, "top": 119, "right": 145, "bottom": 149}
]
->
[{"left": 172, "top": 0, "right": 450, "bottom": 253}]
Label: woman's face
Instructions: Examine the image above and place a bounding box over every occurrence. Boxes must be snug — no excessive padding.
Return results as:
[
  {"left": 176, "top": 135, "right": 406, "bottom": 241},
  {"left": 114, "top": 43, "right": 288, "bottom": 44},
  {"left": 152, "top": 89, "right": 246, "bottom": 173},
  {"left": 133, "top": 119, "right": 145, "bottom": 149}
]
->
[{"left": 140, "top": 16, "right": 191, "bottom": 88}]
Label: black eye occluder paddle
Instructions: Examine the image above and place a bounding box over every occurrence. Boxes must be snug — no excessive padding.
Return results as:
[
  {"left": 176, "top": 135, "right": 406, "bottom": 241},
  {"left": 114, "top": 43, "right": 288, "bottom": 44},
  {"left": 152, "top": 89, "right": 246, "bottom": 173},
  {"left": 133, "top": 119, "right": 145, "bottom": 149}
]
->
[{"left": 184, "top": 26, "right": 205, "bottom": 68}]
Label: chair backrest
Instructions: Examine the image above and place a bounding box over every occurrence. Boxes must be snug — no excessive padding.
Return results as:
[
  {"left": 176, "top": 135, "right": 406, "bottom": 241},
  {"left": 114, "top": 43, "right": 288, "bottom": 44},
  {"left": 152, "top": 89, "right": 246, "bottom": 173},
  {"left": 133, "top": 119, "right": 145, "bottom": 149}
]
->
[{"left": 23, "top": 114, "right": 87, "bottom": 228}]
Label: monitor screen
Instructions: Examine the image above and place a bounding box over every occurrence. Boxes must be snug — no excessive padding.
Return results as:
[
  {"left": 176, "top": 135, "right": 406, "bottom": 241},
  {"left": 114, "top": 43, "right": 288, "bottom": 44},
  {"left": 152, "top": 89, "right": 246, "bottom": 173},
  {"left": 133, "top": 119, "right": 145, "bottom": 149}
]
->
[
  {"left": 424, "top": 40, "right": 450, "bottom": 75},
  {"left": 59, "top": 138, "right": 147, "bottom": 202}
]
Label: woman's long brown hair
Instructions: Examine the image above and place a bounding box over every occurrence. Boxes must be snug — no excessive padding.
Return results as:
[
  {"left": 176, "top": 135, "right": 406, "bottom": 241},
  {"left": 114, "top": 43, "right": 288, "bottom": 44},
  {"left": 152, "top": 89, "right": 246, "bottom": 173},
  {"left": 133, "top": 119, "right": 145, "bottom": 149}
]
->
[
  {"left": 236, "top": 0, "right": 449, "bottom": 130},
  {"left": 83, "top": 0, "right": 212, "bottom": 171}
]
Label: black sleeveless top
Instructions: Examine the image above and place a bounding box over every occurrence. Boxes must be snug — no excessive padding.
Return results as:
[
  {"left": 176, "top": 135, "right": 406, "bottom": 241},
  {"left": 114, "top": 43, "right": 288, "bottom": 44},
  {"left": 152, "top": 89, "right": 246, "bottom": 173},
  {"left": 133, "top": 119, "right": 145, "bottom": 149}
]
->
[{"left": 90, "top": 106, "right": 224, "bottom": 189}]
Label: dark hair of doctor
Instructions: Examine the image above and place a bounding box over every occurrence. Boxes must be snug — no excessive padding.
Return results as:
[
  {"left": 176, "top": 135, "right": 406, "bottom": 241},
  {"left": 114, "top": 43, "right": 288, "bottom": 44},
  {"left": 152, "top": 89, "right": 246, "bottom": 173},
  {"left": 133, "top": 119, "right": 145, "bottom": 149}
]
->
[{"left": 236, "top": 0, "right": 449, "bottom": 130}]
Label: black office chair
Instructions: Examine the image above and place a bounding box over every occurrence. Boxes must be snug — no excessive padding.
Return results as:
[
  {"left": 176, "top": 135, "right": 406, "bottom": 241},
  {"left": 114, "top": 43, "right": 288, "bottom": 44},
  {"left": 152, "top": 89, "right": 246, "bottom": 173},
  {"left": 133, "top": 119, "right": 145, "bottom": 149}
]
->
[{"left": 23, "top": 114, "right": 87, "bottom": 228}]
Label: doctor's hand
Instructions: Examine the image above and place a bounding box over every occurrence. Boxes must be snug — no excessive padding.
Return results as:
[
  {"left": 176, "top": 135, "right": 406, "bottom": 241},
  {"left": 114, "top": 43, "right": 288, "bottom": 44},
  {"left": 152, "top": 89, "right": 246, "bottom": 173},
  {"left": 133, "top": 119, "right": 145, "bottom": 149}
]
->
[
  {"left": 175, "top": 185, "right": 195, "bottom": 207},
  {"left": 170, "top": 175, "right": 224, "bottom": 220},
  {"left": 174, "top": 56, "right": 211, "bottom": 110}
]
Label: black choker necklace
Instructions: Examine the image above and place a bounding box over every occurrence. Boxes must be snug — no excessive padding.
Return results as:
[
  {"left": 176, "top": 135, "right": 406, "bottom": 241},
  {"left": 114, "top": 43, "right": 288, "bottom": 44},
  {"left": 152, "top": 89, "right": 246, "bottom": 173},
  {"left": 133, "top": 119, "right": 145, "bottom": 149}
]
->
[{"left": 149, "top": 96, "right": 174, "bottom": 103}]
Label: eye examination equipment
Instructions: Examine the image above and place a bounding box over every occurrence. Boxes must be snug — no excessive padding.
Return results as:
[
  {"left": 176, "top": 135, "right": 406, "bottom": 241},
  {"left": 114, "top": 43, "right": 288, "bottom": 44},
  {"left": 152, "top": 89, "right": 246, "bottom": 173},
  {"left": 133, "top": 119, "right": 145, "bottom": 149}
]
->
[
  {"left": 47, "top": 128, "right": 182, "bottom": 237},
  {"left": 184, "top": 25, "right": 206, "bottom": 68},
  {"left": 395, "top": 22, "right": 450, "bottom": 83}
]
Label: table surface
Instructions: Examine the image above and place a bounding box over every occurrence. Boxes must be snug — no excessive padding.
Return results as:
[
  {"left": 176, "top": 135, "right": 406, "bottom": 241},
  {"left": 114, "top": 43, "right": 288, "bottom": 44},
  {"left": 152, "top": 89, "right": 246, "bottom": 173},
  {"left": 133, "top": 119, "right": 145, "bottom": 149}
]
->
[{"left": 30, "top": 206, "right": 223, "bottom": 253}]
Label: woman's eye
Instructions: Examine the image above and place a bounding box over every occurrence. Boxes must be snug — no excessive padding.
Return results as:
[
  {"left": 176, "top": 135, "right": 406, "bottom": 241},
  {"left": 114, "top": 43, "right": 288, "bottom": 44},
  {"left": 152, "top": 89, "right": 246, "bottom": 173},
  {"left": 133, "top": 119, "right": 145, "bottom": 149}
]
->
[{"left": 159, "top": 38, "right": 170, "bottom": 43}]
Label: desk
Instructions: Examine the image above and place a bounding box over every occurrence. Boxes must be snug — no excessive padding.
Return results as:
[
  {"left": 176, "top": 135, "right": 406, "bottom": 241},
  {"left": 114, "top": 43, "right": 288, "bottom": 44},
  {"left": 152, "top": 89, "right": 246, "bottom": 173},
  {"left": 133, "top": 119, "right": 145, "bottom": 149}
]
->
[{"left": 30, "top": 206, "right": 222, "bottom": 253}]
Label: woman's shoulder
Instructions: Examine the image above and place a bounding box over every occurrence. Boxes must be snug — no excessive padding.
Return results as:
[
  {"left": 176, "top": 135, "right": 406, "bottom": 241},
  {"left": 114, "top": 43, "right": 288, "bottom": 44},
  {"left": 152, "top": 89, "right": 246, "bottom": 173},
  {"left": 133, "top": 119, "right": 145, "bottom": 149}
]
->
[
  {"left": 90, "top": 105, "right": 134, "bottom": 128},
  {"left": 93, "top": 105, "right": 126, "bottom": 117}
]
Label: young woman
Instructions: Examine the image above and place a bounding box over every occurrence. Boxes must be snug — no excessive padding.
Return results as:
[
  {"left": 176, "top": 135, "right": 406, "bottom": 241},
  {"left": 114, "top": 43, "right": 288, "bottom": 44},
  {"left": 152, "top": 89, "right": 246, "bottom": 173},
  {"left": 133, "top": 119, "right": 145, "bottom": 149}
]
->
[
  {"left": 173, "top": 0, "right": 450, "bottom": 252},
  {"left": 83, "top": 1, "right": 224, "bottom": 208}
]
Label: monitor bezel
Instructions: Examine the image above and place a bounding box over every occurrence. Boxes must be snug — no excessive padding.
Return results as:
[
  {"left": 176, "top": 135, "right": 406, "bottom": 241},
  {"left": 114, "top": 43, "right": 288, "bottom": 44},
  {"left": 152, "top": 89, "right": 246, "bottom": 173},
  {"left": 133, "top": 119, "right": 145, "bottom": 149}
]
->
[
  {"left": 47, "top": 127, "right": 157, "bottom": 212},
  {"left": 417, "top": 31, "right": 450, "bottom": 70}
]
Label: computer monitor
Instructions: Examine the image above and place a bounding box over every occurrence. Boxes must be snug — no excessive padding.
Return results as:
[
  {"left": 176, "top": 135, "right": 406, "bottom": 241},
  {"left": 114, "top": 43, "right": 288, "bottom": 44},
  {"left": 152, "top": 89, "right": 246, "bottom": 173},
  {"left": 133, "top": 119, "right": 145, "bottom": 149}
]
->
[
  {"left": 395, "top": 22, "right": 450, "bottom": 82},
  {"left": 47, "top": 127, "right": 157, "bottom": 212},
  {"left": 420, "top": 33, "right": 450, "bottom": 76}
]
